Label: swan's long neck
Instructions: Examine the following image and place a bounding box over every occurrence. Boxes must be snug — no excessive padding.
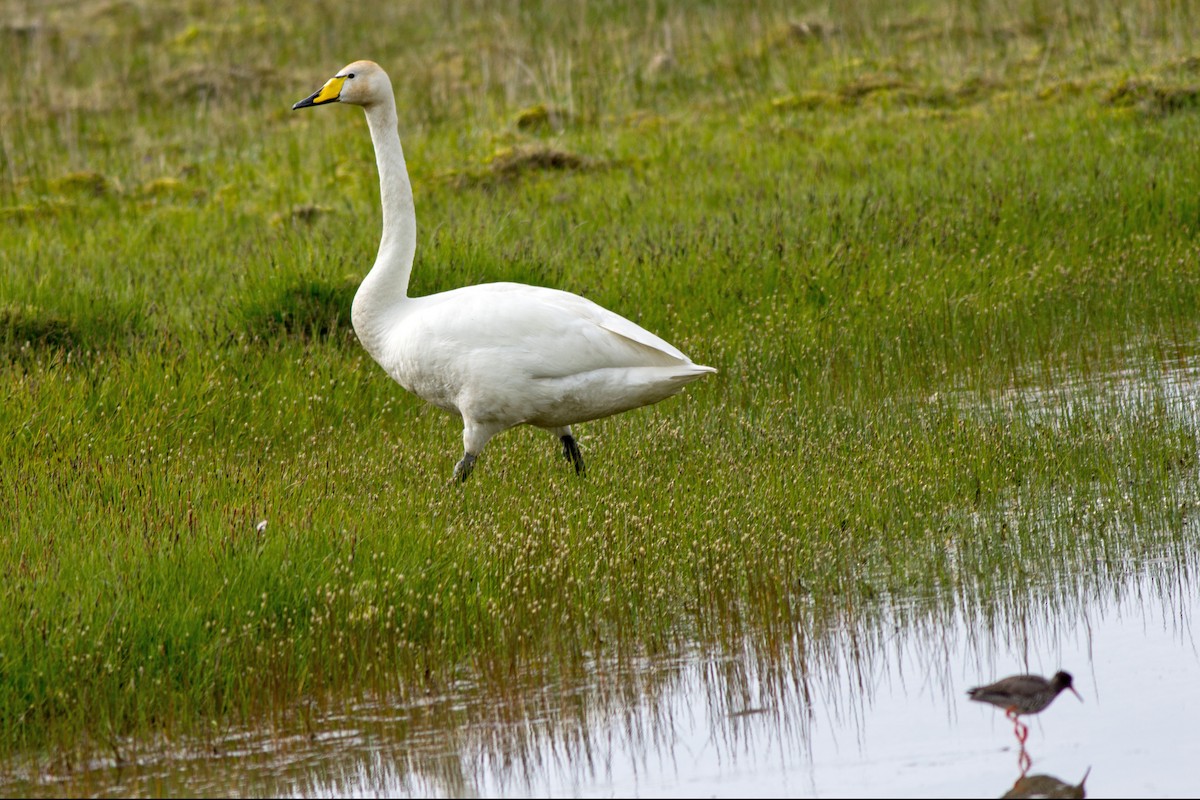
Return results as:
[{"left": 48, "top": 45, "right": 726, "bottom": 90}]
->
[{"left": 352, "top": 90, "right": 416, "bottom": 357}]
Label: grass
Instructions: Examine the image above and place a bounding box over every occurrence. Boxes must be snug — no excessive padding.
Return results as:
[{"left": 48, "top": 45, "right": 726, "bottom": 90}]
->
[{"left": 2, "top": 0, "right": 1200, "bottom": 768}]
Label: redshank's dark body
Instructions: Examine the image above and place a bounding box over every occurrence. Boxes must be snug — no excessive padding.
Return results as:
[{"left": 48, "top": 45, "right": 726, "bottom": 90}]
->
[{"left": 968, "top": 671, "right": 1082, "bottom": 717}]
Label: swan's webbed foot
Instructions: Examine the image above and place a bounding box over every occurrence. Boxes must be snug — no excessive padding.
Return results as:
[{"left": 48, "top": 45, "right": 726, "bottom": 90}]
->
[
  {"left": 560, "top": 435, "right": 586, "bottom": 476},
  {"left": 453, "top": 452, "right": 477, "bottom": 483}
]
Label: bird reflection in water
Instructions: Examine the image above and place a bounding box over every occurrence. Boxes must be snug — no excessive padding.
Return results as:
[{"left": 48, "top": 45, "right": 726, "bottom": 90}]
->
[{"left": 1001, "top": 766, "right": 1090, "bottom": 799}]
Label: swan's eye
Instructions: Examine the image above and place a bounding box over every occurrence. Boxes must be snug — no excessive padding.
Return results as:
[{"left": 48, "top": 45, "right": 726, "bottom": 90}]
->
[{"left": 348, "top": 73, "right": 356, "bottom": 79}]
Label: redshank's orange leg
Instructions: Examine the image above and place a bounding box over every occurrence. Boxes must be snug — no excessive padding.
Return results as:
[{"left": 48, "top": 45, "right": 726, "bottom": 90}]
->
[
  {"left": 1005, "top": 707, "right": 1029, "bottom": 745},
  {"left": 1017, "top": 743, "right": 1032, "bottom": 775}
]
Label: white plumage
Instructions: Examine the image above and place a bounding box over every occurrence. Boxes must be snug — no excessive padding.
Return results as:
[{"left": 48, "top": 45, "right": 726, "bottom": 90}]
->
[{"left": 294, "top": 60, "right": 715, "bottom": 481}]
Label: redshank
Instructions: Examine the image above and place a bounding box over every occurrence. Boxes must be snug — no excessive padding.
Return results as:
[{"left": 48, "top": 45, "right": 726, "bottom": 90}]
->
[{"left": 968, "top": 670, "right": 1083, "bottom": 745}]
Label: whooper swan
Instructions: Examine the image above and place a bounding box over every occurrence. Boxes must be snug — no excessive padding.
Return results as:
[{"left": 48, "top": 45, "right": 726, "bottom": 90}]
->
[{"left": 293, "top": 61, "right": 715, "bottom": 481}]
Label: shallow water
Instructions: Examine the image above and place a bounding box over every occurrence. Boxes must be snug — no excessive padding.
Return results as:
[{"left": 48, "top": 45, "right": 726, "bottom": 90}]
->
[
  {"left": 975, "top": 346, "right": 1200, "bottom": 424},
  {"left": 7, "top": 358, "right": 1200, "bottom": 798},
  {"left": 7, "top": 555, "right": 1197, "bottom": 799}
]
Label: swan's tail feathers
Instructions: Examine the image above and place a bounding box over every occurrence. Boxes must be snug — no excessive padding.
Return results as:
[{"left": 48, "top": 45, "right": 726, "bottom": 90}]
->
[
  {"left": 678, "top": 363, "right": 718, "bottom": 380},
  {"left": 656, "top": 364, "right": 715, "bottom": 392},
  {"left": 626, "top": 363, "right": 715, "bottom": 395},
  {"left": 532, "top": 364, "right": 715, "bottom": 427}
]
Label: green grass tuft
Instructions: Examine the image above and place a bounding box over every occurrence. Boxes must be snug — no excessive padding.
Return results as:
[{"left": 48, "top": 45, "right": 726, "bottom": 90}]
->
[{"left": 238, "top": 280, "right": 358, "bottom": 342}]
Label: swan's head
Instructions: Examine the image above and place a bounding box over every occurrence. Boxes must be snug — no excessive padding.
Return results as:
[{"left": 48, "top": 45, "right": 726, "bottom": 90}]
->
[{"left": 293, "top": 60, "right": 391, "bottom": 110}]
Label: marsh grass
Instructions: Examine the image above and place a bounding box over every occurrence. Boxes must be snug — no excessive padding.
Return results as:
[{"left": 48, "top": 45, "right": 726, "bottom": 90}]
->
[{"left": 2, "top": 0, "right": 1200, "bottom": 767}]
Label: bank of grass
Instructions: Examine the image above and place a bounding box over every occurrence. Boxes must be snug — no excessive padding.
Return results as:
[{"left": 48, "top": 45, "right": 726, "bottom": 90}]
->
[{"left": 2, "top": 0, "right": 1200, "bottom": 762}]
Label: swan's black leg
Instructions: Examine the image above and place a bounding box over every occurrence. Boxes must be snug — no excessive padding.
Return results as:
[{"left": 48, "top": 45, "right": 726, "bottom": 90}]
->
[
  {"left": 560, "top": 435, "right": 586, "bottom": 476},
  {"left": 453, "top": 452, "right": 477, "bottom": 482}
]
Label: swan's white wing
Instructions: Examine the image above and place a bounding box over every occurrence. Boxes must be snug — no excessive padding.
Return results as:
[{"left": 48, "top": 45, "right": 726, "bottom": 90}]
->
[
  {"left": 533, "top": 287, "right": 692, "bottom": 364},
  {"left": 405, "top": 282, "right": 696, "bottom": 378}
]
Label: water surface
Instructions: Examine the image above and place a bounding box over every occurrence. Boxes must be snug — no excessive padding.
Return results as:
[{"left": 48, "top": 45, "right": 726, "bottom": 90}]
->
[{"left": 8, "top": 554, "right": 1195, "bottom": 799}]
